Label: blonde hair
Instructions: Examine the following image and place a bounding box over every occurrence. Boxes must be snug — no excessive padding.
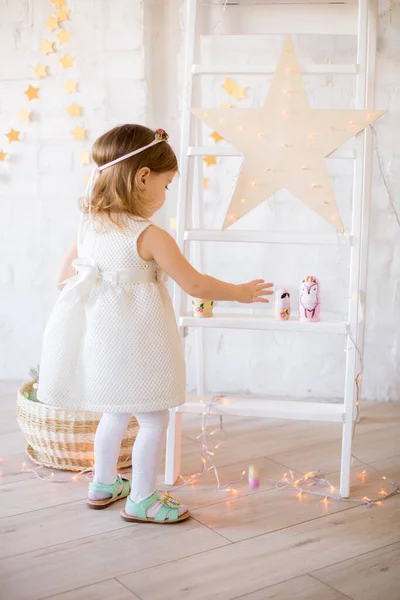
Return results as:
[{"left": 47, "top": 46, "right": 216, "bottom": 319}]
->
[{"left": 81, "top": 124, "right": 178, "bottom": 228}]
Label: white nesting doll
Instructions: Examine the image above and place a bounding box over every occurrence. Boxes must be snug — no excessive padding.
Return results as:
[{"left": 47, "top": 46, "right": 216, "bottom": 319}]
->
[{"left": 299, "top": 276, "right": 321, "bottom": 322}]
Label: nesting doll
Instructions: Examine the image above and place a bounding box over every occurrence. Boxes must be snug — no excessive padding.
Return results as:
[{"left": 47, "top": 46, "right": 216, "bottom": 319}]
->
[
  {"left": 275, "top": 289, "right": 291, "bottom": 321},
  {"left": 299, "top": 276, "right": 320, "bottom": 322}
]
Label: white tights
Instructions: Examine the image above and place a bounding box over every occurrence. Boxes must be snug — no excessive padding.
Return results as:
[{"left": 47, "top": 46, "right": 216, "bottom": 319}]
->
[{"left": 91, "top": 410, "right": 169, "bottom": 502}]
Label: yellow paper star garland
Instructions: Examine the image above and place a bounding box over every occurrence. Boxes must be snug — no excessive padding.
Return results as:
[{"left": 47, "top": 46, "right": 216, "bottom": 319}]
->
[
  {"left": 60, "top": 53, "right": 74, "bottom": 69},
  {"left": 222, "top": 78, "right": 246, "bottom": 101},
  {"left": 78, "top": 150, "right": 91, "bottom": 165},
  {"left": 210, "top": 131, "right": 224, "bottom": 143},
  {"left": 57, "top": 28, "right": 71, "bottom": 45},
  {"left": 24, "top": 85, "right": 39, "bottom": 101},
  {"left": 203, "top": 156, "right": 217, "bottom": 167},
  {"left": 18, "top": 109, "right": 31, "bottom": 123},
  {"left": 6, "top": 129, "right": 21, "bottom": 143},
  {"left": 63, "top": 79, "right": 78, "bottom": 94},
  {"left": 66, "top": 103, "right": 82, "bottom": 118},
  {"left": 193, "top": 35, "right": 386, "bottom": 231},
  {"left": 33, "top": 63, "right": 48, "bottom": 79},
  {"left": 46, "top": 16, "right": 60, "bottom": 32},
  {"left": 71, "top": 126, "right": 86, "bottom": 141},
  {"left": 0, "top": 149, "right": 8, "bottom": 161},
  {"left": 40, "top": 40, "right": 55, "bottom": 55}
]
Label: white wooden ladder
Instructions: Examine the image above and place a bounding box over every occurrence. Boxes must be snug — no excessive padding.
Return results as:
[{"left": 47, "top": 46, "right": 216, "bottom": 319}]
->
[{"left": 165, "top": 0, "right": 378, "bottom": 499}]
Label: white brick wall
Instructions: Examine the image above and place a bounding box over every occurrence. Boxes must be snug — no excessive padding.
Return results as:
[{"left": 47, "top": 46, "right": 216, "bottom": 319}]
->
[{"left": 0, "top": 0, "right": 146, "bottom": 379}]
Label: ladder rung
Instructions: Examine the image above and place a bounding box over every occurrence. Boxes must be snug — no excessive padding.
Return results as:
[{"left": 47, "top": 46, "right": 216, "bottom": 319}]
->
[
  {"left": 192, "top": 64, "right": 358, "bottom": 75},
  {"left": 178, "top": 396, "right": 346, "bottom": 424},
  {"left": 188, "top": 146, "right": 356, "bottom": 160},
  {"left": 185, "top": 229, "right": 352, "bottom": 246},
  {"left": 180, "top": 313, "right": 347, "bottom": 335}
]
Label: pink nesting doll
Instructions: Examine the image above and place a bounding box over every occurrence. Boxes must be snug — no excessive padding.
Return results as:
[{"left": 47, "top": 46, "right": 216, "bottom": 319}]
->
[
  {"left": 299, "top": 276, "right": 321, "bottom": 322},
  {"left": 275, "top": 289, "right": 291, "bottom": 321}
]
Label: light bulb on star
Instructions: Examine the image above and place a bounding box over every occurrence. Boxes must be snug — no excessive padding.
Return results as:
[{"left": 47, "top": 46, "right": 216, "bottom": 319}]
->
[{"left": 192, "top": 35, "right": 386, "bottom": 231}]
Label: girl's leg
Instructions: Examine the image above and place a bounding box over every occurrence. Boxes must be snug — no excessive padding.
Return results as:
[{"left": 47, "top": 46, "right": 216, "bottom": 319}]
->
[
  {"left": 88, "top": 412, "right": 131, "bottom": 501},
  {"left": 126, "top": 409, "right": 188, "bottom": 518}
]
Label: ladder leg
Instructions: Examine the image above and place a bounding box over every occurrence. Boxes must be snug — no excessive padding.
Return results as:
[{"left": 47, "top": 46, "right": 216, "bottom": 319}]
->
[
  {"left": 339, "top": 418, "right": 353, "bottom": 498},
  {"left": 165, "top": 408, "right": 182, "bottom": 485}
]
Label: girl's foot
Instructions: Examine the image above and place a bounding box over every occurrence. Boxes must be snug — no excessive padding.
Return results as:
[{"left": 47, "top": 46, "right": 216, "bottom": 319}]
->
[
  {"left": 87, "top": 474, "right": 130, "bottom": 509},
  {"left": 121, "top": 491, "right": 190, "bottom": 524}
]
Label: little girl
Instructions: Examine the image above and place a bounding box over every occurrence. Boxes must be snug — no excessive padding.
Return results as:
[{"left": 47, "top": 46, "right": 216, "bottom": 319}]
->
[{"left": 38, "top": 124, "right": 273, "bottom": 524}]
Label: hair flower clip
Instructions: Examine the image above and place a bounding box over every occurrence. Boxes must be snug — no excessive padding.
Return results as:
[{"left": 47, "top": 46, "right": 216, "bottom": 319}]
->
[{"left": 155, "top": 128, "right": 169, "bottom": 142}]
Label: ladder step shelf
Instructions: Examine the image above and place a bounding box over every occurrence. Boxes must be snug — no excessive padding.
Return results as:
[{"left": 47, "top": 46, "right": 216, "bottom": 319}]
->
[
  {"left": 188, "top": 146, "right": 356, "bottom": 160},
  {"left": 185, "top": 229, "right": 352, "bottom": 246},
  {"left": 178, "top": 396, "right": 346, "bottom": 423},
  {"left": 192, "top": 64, "right": 359, "bottom": 75}
]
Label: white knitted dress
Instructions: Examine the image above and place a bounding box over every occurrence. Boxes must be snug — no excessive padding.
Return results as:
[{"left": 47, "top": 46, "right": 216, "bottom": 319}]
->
[{"left": 38, "top": 216, "right": 186, "bottom": 413}]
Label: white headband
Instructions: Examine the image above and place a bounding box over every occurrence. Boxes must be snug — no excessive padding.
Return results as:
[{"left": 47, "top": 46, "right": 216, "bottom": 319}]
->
[{"left": 85, "top": 129, "right": 169, "bottom": 219}]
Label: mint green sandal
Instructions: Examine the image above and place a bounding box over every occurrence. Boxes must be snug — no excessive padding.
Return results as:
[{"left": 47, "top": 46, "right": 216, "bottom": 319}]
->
[
  {"left": 87, "top": 474, "right": 130, "bottom": 510},
  {"left": 120, "top": 491, "right": 191, "bottom": 524}
]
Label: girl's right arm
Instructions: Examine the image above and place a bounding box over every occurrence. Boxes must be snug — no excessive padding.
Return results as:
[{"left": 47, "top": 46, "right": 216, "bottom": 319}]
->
[{"left": 138, "top": 226, "right": 274, "bottom": 303}]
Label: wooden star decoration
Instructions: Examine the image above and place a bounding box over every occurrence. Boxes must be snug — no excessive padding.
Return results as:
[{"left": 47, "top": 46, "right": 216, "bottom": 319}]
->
[
  {"left": 0, "top": 149, "right": 7, "bottom": 161},
  {"left": 55, "top": 7, "right": 70, "bottom": 22},
  {"left": 57, "top": 28, "right": 71, "bottom": 45},
  {"left": 193, "top": 36, "right": 386, "bottom": 231},
  {"left": 66, "top": 102, "right": 82, "bottom": 118},
  {"left": 71, "top": 126, "right": 86, "bottom": 141},
  {"left": 33, "top": 63, "right": 48, "bottom": 79},
  {"left": 203, "top": 156, "right": 217, "bottom": 167},
  {"left": 63, "top": 79, "right": 78, "bottom": 94},
  {"left": 24, "top": 85, "right": 39, "bottom": 101},
  {"left": 203, "top": 177, "right": 209, "bottom": 189},
  {"left": 210, "top": 131, "right": 224, "bottom": 143},
  {"left": 46, "top": 16, "right": 60, "bottom": 32},
  {"left": 222, "top": 78, "right": 246, "bottom": 101},
  {"left": 60, "top": 54, "right": 74, "bottom": 69},
  {"left": 6, "top": 129, "right": 20, "bottom": 143},
  {"left": 40, "top": 40, "right": 55, "bottom": 55},
  {"left": 18, "top": 109, "right": 31, "bottom": 123},
  {"left": 78, "top": 150, "right": 91, "bottom": 165}
]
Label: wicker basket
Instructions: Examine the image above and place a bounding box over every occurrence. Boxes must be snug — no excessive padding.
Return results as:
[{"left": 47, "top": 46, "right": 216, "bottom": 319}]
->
[{"left": 17, "top": 385, "right": 138, "bottom": 472}]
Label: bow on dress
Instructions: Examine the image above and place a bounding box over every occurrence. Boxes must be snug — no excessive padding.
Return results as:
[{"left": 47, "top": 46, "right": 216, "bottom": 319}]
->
[{"left": 61, "top": 257, "right": 99, "bottom": 303}]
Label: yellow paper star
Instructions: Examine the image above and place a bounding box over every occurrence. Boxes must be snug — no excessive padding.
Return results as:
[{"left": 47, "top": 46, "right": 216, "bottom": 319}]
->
[
  {"left": 55, "top": 7, "right": 70, "bottom": 21},
  {"left": 210, "top": 131, "right": 224, "bottom": 143},
  {"left": 33, "top": 63, "right": 48, "bottom": 79},
  {"left": 203, "top": 156, "right": 217, "bottom": 167},
  {"left": 6, "top": 129, "right": 20, "bottom": 143},
  {"left": 0, "top": 149, "right": 7, "bottom": 161},
  {"left": 24, "top": 85, "right": 39, "bottom": 101},
  {"left": 219, "top": 102, "right": 232, "bottom": 109},
  {"left": 57, "top": 28, "right": 71, "bottom": 45},
  {"left": 203, "top": 177, "right": 209, "bottom": 189},
  {"left": 66, "top": 103, "right": 82, "bottom": 118},
  {"left": 71, "top": 126, "right": 86, "bottom": 141},
  {"left": 46, "top": 16, "right": 60, "bottom": 32},
  {"left": 78, "top": 150, "right": 91, "bottom": 165},
  {"left": 222, "top": 78, "right": 246, "bottom": 101},
  {"left": 83, "top": 171, "right": 91, "bottom": 184},
  {"left": 60, "top": 54, "right": 74, "bottom": 69},
  {"left": 63, "top": 79, "right": 78, "bottom": 94},
  {"left": 40, "top": 40, "right": 55, "bottom": 55},
  {"left": 18, "top": 109, "right": 31, "bottom": 122},
  {"left": 51, "top": 0, "right": 66, "bottom": 5},
  {"left": 193, "top": 36, "right": 386, "bottom": 231}
]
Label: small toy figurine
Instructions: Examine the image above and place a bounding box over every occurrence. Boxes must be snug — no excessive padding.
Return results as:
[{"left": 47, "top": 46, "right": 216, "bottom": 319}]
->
[
  {"left": 192, "top": 298, "right": 214, "bottom": 318},
  {"left": 248, "top": 465, "right": 260, "bottom": 490},
  {"left": 299, "top": 276, "right": 321, "bottom": 322},
  {"left": 275, "top": 289, "right": 291, "bottom": 321}
]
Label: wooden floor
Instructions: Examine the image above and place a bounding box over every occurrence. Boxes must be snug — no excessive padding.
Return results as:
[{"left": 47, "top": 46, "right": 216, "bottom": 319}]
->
[{"left": 1, "top": 382, "right": 399, "bottom": 600}]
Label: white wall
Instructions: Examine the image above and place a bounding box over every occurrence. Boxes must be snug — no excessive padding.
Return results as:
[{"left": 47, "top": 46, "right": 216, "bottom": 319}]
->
[{"left": 1, "top": 0, "right": 399, "bottom": 402}]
